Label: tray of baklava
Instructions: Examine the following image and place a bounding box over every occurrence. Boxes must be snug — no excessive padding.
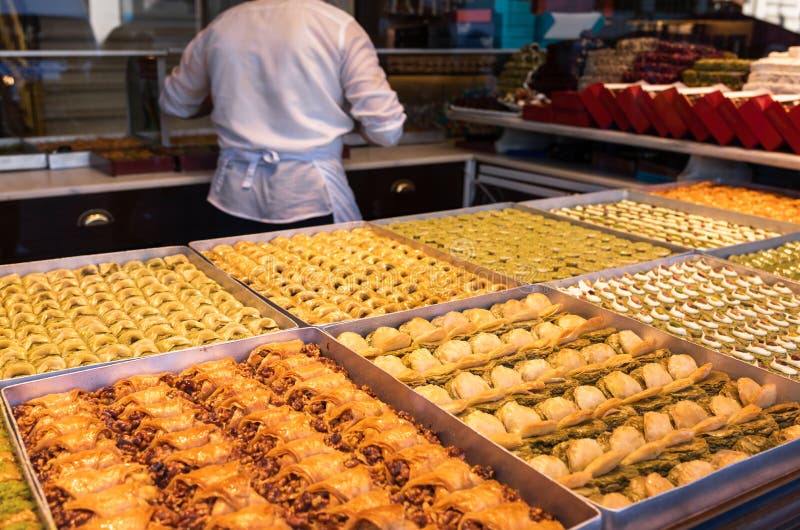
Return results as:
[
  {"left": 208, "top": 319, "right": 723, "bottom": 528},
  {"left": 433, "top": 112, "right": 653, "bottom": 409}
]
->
[
  {"left": 374, "top": 203, "right": 683, "bottom": 284},
  {"left": 0, "top": 246, "right": 295, "bottom": 388},
  {"left": 707, "top": 232, "right": 800, "bottom": 283},
  {"left": 326, "top": 286, "right": 800, "bottom": 529},
  {"left": 638, "top": 180, "right": 800, "bottom": 224},
  {"left": 524, "top": 190, "right": 798, "bottom": 251},
  {"left": 551, "top": 253, "right": 800, "bottom": 381},
  {"left": 2, "top": 328, "right": 600, "bottom": 530},
  {"left": 0, "top": 413, "right": 43, "bottom": 529},
  {"left": 190, "top": 221, "right": 520, "bottom": 327}
]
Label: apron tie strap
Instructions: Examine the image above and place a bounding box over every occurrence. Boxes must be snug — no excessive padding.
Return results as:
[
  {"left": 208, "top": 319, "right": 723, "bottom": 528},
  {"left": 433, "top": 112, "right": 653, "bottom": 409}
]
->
[{"left": 242, "top": 150, "right": 280, "bottom": 190}]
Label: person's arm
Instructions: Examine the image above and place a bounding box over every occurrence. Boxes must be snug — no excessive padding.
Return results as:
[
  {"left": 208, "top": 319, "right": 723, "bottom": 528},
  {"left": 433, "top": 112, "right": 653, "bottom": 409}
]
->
[
  {"left": 159, "top": 31, "right": 211, "bottom": 119},
  {"left": 341, "top": 21, "right": 406, "bottom": 147}
]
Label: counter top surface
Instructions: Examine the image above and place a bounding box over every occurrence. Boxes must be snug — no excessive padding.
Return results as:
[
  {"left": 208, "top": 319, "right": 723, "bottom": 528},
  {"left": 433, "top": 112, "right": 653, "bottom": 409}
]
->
[
  {"left": 0, "top": 143, "right": 473, "bottom": 202},
  {"left": 0, "top": 142, "right": 635, "bottom": 202}
]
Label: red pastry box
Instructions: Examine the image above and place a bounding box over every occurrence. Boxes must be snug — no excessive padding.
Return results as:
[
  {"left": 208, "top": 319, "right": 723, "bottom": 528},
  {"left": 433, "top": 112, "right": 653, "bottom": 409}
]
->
[
  {"left": 551, "top": 91, "right": 592, "bottom": 127},
  {"left": 636, "top": 85, "right": 672, "bottom": 137},
  {"left": 738, "top": 94, "right": 785, "bottom": 151},
  {"left": 789, "top": 101, "right": 800, "bottom": 133},
  {"left": 715, "top": 91, "right": 763, "bottom": 149},
  {"left": 764, "top": 94, "right": 800, "bottom": 154},
  {"left": 522, "top": 103, "right": 553, "bottom": 123},
  {"left": 579, "top": 83, "right": 614, "bottom": 129},
  {"left": 692, "top": 90, "right": 736, "bottom": 146},
  {"left": 673, "top": 87, "right": 721, "bottom": 142},
  {"left": 616, "top": 85, "right": 652, "bottom": 134},
  {"left": 651, "top": 88, "right": 690, "bottom": 139},
  {"left": 597, "top": 83, "right": 631, "bottom": 131},
  {"left": 90, "top": 149, "right": 176, "bottom": 177}
]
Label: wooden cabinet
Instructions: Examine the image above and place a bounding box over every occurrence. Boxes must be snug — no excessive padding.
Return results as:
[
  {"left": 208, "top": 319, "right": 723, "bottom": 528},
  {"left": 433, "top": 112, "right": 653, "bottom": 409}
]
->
[{"left": 349, "top": 163, "right": 464, "bottom": 220}]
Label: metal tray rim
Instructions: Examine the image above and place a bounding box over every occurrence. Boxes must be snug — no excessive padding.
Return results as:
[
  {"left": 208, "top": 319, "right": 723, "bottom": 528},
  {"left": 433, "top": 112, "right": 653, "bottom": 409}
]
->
[
  {"left": 189, "top": 221, "right": 524, "bottom": 327},
  {"left": 1, "top": 327, "right": 601, "bottom": 530},
  {"left": 521, "top": 189, "right": 800, "bottom": 240},
  {"left": 0, "top": 245, "right": 298, "bottom": 389},
  {"left": 368, "top": 202, "right": 692, "bottom": 283},
  {"left": 704, "top": 232, "right": 800, "bottom": 265},
  {"left": 326, "top": 285, "right": 800, "bottom": 530},
  {"left": 546, "top": 251, "right": 800, "bottom": 383},
  {"left": 633, "top": 179, "right": 800, "bottom": 201}
]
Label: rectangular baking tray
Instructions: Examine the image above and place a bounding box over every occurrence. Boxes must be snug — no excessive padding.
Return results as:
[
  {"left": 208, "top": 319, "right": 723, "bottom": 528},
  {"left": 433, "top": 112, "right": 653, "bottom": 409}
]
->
[
  {"left": 0, "top": 246, "right": 297, "bottom": 389},
  {"left": 0, "top": 327, "right": 601, "bottom": 530},
  {"left": 0, "top": 139, "right": 47, "bottom": 172},
  {"left": 89, "top": 151, "right": 175, "bottom": 176},
  {"left": 27, "top": 134, "right": 149, "bottom": 170},
  {"left": 633, "top": 180, "right": 800, "bottom": 200},
  {"left": 547, "top": 251, "right": 800, "bottom": 377},
  {"left": 523, "top": 189, "right": 800, "bottom": 245},
  {"left": 705, "top": 232, "right": 800, "bottom": 268},
  {"left": 325, "top": 285, "right": 800, "bottom": 530},
  {"left": 190, "top": 220, "right": 525, "bottom": 326},
  {"left": 373, "top": 201, "right": 691, "bottom": 258}
]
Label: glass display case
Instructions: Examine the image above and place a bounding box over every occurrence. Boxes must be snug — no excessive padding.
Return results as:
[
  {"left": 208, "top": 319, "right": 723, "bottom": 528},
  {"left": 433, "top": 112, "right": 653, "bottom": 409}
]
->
[{"left": 2, "top": 0, "right": 800, "bottom": 145}]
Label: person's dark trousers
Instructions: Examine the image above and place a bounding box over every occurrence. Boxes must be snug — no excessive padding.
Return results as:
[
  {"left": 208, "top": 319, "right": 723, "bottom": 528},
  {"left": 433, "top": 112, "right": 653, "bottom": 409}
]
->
[{"left": 212, "top": 210, "right": 336, "bottom": 237}]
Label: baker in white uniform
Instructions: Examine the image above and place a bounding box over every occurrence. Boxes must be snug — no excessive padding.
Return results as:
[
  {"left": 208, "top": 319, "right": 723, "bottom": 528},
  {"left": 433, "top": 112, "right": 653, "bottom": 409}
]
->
[{"left": 160, "top": 0, "right": 406, "bottom": 227}]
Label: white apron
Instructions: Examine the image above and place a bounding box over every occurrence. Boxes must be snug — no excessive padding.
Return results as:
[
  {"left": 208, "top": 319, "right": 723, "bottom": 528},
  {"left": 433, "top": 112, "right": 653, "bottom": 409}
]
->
[{"left": 208, "top": 139, "right": 362, "bottom": 224}]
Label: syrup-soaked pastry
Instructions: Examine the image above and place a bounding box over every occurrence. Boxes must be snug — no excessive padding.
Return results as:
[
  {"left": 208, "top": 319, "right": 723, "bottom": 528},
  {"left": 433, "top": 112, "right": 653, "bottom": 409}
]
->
[
  {"left": 552, "top": 200, "right": 779, "bottom": 250},
  {"left": 202, "top": 227, "right": 510, "bottom": 324},
  {"left": 14, "top": 341, "right": 561, "bottom": 530},
  {"left": 0, "top": 255, "right": 281, "bottom": 381},
  {"left": 0, "top": 424, "right": 42, "bottom": 528},
  {"left": 651, "top": 181, "right": 800, "bottom": 224},
  {"left": 729, "top": 240, "right": 800, "bottom": 282},
  {"left": 562, "top": 258, "right": 800, "bottom": 381},
  {"left": 341, "top": 294, "right": 800, "bottom": 510},
  {"left": 386, "top": 208, "right": 672, "bottom": 282}
]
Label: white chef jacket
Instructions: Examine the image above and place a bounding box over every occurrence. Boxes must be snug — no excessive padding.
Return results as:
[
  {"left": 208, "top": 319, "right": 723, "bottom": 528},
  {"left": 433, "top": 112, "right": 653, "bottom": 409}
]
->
[{"left": 159, "top": 0, "right": 406, "bottom": 223}]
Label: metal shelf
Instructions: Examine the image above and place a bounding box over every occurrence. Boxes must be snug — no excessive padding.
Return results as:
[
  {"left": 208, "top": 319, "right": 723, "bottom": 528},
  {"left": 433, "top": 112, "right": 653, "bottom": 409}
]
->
[
  {"left": 377, "top": 48, "right": 518, "bottom": 55},
  {"left": 448, "top": 109, "right": 800, "bottom": 172},
  {"left": 167, "top": 47, "right": 518, "bottom": 56},
  {"left": 0, "top": 50, "right": 166, "bottom": 58}
]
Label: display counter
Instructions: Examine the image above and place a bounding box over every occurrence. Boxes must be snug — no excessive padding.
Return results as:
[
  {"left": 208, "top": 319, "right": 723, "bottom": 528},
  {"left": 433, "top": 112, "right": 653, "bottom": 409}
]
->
[
  {"left": 2, "top": 189, "right": 800, "bottom": 529},
  {"left": 0, "top": 142, "right": 637, "bottom": 203}
]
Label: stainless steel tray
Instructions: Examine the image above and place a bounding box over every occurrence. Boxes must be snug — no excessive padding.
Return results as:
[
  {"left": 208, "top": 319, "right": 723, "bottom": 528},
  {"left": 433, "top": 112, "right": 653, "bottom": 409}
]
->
[
  {"left": 0, "top": 402, "right": 51, "bottom": 529},
  {"left": 1, "top": 327, "right": 601, "bottom": 530},
  {"left": 373, "top": 201, "right": 518, "bottom": 225},
  {"left": 373, "top": 201, "right": 691, "bottom": 269},
  {"left": 26, "top": 134, "right": 152, "bottom": 170},
  {"left": 547, "top": 251, "right": 800, "bottom": 378},
  {"left": 0, "top": 139, "right": 47, "bottom": 172},
  {"left": 547, "top": 251, "right": 800, "bottom": 300},
  {"left": 634, "top": 179, "right": 800, "bottom": 200},
  {"left": 326, "top": 285, "right": 800, "bottom": 530},
  {"left": 705, "top": 231, "right": 800, "bottom": 264},
  {"left": 47, "top": 151, "right": 91, "bottom": 170},
  {"left": 190, "top": 220, "right": 524, "bottom": 326},
  {"left": 0, "top": 246, "right": 298, "bottom": 389},
  {"left": 522, "top": 189, "right": 800, "bottom": 244}
]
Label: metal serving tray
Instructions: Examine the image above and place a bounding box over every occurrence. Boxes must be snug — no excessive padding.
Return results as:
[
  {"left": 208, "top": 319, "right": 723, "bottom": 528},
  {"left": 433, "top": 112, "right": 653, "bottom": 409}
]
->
[
  {"left": 190, "top": 220, "right": 524, "bottom": 326},
  {"left": 26, "top": 134, "right": 149, "bottom": 170},
  {"left": 0, "top": 246, "right": 297, "bottom": 389},
  {"left": 373, "top": 202, "right": 691, "bottom": 274},
  {"left": 0, "top": 327, "right": 601, "bottom": 530},
  {"left": 547, "top": 251, "right": 800, "bottom": 300},
  {"left": 522, "top": 189, "right": 800, "bottom": 248},
  {"left": 634, "top": 179, "right": 800, "bottom": 200},
  {"left": 325, "top": 285, "right": 800, "bottom": 530},
  {"left": 0, "top": 139, "right": 47, "bottom": 172},
  {"left": 704, "top": 232, "right": 800, "bottom": 283},
  {"left": 547, "top": 251, "right": 800, "bottom": 377}
]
